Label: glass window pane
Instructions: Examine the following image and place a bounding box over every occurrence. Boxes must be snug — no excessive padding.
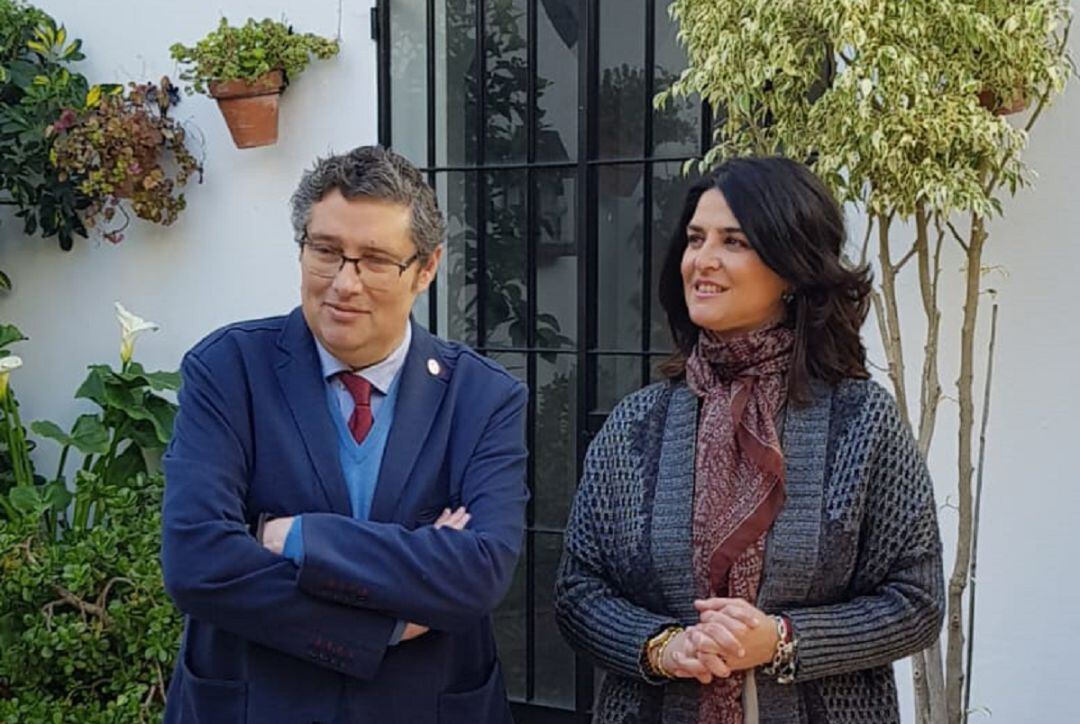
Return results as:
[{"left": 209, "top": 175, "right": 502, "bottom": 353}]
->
[
  {"left": 534, "top": 532, "right": 576, "bottom": 707},
  {"left": 437, "top": 171, "right": 478, "bottom": 346},
  {"left": 487, "top": 352, "right": 527, "bottom": 383},
  {"left": 597, "top": 0, "right": 645, "bottom": 159},
  {"left": 653, "top": 1, "right": 699, "bottom": 157},
  {"left": 537, "top": 0, "right": 580, "bottom": 162},
  {"left": 493, "top": 552, "right": 527, "bottom": 700},
  {"left": 593, "top": 355, "right": 643, "bottom": 413},
  {"left": 596, "top": 164, "right": 644, "bottom": 351},
  {"left": 648, "top": 353, "right": 669, "bottom": 385},
  {"left": 436, "top": 0, "right": 479, "bottom": 166},
  {"left": 536, "top": 168, "right": 577, "bottom": 349},
  {"left": 484, "top": 0, "right": 528, "bottom": 164},
  {"left": 484, "top": 171, "right": 528, "bottom": 348},
  {"left": 534, "top": 353, "right": 577, "bottom": 529},
  {"left": 649, "top": 161, "right": 700, "bottom": 350},
  {"left": 389, "top": 1, "right": 428, "bottom": 165}
]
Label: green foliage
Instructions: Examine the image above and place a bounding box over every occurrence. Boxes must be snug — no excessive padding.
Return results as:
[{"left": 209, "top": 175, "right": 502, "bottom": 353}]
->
[
  {"left": 0, "top": 472, "right": 180, "bottom": 723},
  {"left": 29, "top": 359, "right": 179, "bottom": 522},
  {"left": 52, "top": 78, "right": 202, "bottom": 243},
  {"left": 0, "top": 321, "right": 182, "bottom": 721},
  {"left": 659, "top": 0, "right": 1074, "bottom": 218},
  {"left": 0, "top": 0, "right": 91, "bottom": 253},
  {"left": 0, "top": 324, "right": 35, "bottom": 511},
  {"left": 170, "top": 17, "right": 340, "bottom": 96}
]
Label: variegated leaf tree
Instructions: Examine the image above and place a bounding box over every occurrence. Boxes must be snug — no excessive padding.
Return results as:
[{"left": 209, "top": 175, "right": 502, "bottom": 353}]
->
[{"left": 658, "top": 1, "right": 1073, "bottom": 723}]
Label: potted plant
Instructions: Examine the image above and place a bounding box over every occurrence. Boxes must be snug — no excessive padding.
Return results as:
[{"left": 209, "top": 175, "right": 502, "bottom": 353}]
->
[
  {"left": 50, "top": 77, "right": 202, "bottom": 243},
  {"left": 169, "top": 17, "right": 339, "bottom": 148}
]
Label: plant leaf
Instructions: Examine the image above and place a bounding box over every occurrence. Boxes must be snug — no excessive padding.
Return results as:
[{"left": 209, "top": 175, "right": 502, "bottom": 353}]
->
[
  {"left": 68, "top": 414, "right": 110, "bottom": 454},
  {"left": 0, "top": 324, "right": 27, "bottom": 349},
  {"left": 9, "top": 485, "right": 40, "bottom": 515},
  {"left": 30, "top": 420, "right": 71, "bottom": 447},
  {"left": 105, "top": 443, "right": 146, "bottom": 486}
]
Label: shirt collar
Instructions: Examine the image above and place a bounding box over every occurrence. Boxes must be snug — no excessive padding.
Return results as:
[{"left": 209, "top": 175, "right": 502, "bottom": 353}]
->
[{"left": 314, "top": 323, "right": 412, "bottom": 395}]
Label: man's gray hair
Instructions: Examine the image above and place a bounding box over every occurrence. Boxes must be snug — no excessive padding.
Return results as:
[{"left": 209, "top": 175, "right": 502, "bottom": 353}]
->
[{"left": 290, "top": 146, "right": 446, "bottom": 257}]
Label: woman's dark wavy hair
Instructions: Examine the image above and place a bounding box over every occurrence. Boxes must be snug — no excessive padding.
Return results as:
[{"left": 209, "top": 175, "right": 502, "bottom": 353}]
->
[{"left": 657, "top": 156, "right": 872, "bottom": 405}]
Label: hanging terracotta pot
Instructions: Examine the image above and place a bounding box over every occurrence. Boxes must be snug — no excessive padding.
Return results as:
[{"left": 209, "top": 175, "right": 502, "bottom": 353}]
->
[
  {"left": 208, "top": 70, "right": 286, "bottom": 148},
  {"left": 977, "top": 87, "right": 1029, "bottom": 116}
]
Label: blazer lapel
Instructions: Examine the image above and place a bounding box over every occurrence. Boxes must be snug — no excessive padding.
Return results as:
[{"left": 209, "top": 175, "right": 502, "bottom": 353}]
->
[
  {"left": 274, "top": 309, "right": 351, "bottom": 515},
  {"left": 369, "top": 321, "right": 449, "bottom": 523},
  {"left": 758, "top": 379, "right": 832, "bottom": 610}
]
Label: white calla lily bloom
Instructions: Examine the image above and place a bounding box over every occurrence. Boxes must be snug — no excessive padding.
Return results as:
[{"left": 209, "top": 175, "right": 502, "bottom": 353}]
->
[
  {"left": 115, "top": 302, "right": 160, "bottom": 364},
  {"left": 0, "top": 354, "right": 22, "bottom": 399}
]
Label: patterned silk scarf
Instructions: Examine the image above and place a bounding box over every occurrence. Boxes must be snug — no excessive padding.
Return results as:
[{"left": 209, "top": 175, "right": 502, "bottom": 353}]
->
[{"left": 685, "top": 325, "right": 794, "bottom": 724}]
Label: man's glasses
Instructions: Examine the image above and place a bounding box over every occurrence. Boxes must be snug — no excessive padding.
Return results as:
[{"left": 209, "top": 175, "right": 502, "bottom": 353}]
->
[{"left": 299, "top": 235, "right": 421, "bottom": 290}]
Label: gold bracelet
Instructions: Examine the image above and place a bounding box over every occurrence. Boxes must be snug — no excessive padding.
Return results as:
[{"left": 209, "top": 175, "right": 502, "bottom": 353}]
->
[{"left": 645, "top": 626, "right": 683, "bottom": 679}]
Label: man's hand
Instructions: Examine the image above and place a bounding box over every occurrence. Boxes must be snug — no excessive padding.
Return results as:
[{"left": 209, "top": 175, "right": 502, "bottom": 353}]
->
[
  {"left": 397, "top": 507, "right": 471, "bottom": 644},
  {"left": 434, "top": 506, "right": 470, "bottom": 530},
  {"left": 260, "top": 516, "right": 294, "bottom": 555},
  {"left": 401, "top": 623, "right": 429, "bottom": 641},
  {"left": 258, "top": 508, "right": 471, "bottom": 643}
]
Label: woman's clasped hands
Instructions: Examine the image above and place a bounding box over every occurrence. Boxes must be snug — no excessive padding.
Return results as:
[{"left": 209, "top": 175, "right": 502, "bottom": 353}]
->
[{"left": 660, "top": 598, "right": 781, "bottom": 684}]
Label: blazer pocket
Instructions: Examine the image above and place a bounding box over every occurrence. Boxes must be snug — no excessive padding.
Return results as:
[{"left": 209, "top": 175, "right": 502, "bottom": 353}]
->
[
  {"left": 180, "top": 649, "right": 249, "bottom": 724},
  {"left": 437, "top": 660, "right": 511, "bottom": 724}
]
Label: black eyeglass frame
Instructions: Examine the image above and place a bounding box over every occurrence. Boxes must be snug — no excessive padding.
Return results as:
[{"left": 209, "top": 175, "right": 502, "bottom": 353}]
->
[{"left": 298, "top": 232, "right": 423, "bottom": 278}]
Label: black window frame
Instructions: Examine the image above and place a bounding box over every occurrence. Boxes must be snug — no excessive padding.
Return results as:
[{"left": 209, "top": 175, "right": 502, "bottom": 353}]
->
[{"left": 374, "top": 1, "right": 709, "bottom": 718}]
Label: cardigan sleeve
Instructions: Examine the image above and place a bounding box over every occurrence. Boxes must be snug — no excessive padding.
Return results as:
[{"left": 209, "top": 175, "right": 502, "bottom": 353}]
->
[
  {"left": 554, "top": 400, "right": 680, "bottom": 684},
  {"left": 778, "top": 388, "right": 946, "bottom": 683}
]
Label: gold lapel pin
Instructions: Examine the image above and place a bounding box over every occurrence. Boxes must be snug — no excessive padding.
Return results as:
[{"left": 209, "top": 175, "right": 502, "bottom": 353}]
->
[{"left": 427, "top": 358, "right": 441, "bottom": 376}]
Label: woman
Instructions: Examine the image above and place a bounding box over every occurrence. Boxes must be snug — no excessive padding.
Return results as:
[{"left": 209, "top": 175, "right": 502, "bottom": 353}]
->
[{"left": 554, "top": 156, "right": 944, "bottom": 724}]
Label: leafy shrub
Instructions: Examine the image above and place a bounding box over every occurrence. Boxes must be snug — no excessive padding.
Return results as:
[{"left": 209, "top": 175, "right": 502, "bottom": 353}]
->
[
  {"left": 0, "top": 312, "right": 182, "bottom": 722},
  {"left": 0, "top": 1, "right": 91, "bottom": 256}
]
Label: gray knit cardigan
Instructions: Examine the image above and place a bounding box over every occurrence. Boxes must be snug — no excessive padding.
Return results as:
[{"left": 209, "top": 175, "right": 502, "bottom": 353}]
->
[{"left": 554, "top": 378, "right": 945, "bottom": 724}]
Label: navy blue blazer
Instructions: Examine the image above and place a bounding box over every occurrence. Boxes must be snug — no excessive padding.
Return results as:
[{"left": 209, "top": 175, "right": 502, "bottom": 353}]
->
[{"left": 161, "top": 309, "right": 528, "bottom": 723}]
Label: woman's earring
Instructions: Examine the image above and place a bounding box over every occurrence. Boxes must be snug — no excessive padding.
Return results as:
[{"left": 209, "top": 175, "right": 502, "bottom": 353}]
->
[{"left": 781, "top": 289, "right": 795, "bottom": 304}]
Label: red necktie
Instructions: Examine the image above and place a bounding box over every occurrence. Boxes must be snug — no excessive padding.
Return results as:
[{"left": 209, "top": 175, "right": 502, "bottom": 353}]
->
[{"left": 337, "top": 373, "right": 374, "bottom": 444}]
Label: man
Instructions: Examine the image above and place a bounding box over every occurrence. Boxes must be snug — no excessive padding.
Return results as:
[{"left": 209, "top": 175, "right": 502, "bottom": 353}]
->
[{"left": 161, "top": 146, "right": 528, "bottom": 723}]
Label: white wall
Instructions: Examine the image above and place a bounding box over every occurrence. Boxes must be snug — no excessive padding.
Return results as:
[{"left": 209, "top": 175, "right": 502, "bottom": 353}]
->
[
  {"left": 0, "top": 0, "right": 378, "bottom": 467},
  {"left": 2, "top": 2, "right": 1078, "bottom": 721},
  {"left": 863, "top": 21, "right": 1080, "bottom": 721}
]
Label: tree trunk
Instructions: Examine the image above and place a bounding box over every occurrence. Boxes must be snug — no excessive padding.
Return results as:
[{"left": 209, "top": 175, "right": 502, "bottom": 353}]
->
[
  {"left": 946, "top": 215, "right": 987, "bottom": 724},
  {"left": 908, "top": 206, "right": 948, "bottom": 724}
]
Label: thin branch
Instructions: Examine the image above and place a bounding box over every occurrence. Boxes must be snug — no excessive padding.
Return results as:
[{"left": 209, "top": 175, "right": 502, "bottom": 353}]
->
[
  {"left": 894, "top": 243, "right": 918, "bottom": 273},
  {"left": 859, "top": 215, "right": 875, "bottom": 267},
  {"left": 932, "top": 216, "right": 946, "bottom": 296},
  {"left": 95, "top": 576, "right": 134, "bottom": 612},
  {"left": 874, "top": 214, "right": 910, "bottom": 421},
  {"left": 964, "top": 302, "right": 999, "bottom": 721},
  {"left": 946, "top": 219, "right": 970, "bottom": 253},
  {"left": 43, "top": 584, "right": 111, "bottom": 625}
]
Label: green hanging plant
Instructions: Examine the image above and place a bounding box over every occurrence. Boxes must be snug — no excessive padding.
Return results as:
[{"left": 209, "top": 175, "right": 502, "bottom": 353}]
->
[
  {"left": 169, "top": 17, "right": 340, "bottom": 96},
  {"left": 51, "top": 77, "right": 203, "bottom": 243}
]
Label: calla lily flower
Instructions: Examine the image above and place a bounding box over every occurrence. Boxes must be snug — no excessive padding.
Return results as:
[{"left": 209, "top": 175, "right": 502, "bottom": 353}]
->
[
  {"left": 115, "top": 302, "right": 159, "bottom": 364},
  {"left": 0, "top": 354, "right": 23, "bottom": 400}
]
